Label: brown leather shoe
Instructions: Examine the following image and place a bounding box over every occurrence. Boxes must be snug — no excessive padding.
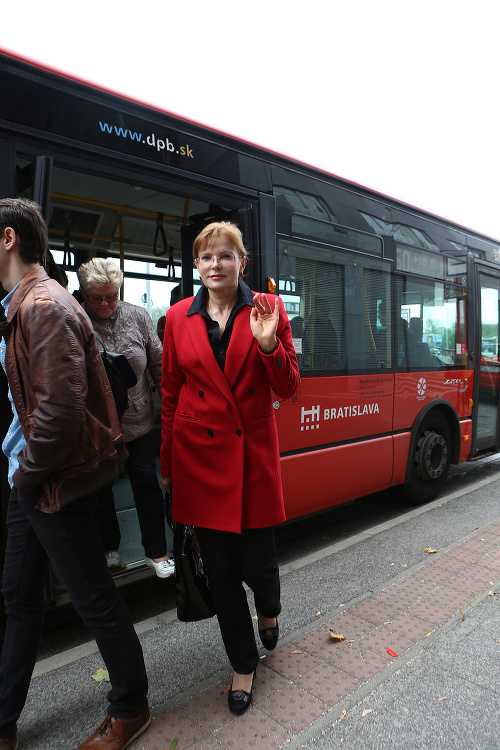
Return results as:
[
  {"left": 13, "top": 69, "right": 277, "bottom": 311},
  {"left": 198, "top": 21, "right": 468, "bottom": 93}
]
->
[
  {"left": 77, "top": 707, "right": 151, "bottom": 749},
  {"left": 0, "top": 738, "right": 18, "bottom": 750}
]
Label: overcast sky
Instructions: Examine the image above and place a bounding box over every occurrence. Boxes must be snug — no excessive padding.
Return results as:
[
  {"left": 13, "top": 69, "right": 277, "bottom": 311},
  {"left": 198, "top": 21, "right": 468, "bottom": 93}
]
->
[{"left": 3, "top": 1, "right": 499, "bottom": 240}]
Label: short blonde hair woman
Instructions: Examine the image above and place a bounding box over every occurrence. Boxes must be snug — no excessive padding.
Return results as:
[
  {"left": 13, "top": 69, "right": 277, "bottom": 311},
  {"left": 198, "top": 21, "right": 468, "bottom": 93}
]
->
[{"left": 161, "top": 222, "right": 300, "bottom": 714}]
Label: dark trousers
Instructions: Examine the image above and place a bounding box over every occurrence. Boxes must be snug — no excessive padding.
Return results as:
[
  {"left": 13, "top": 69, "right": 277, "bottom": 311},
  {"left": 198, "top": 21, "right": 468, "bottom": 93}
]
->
[
  {"left": 0, "top": 487, "right": 148, "bottom": 738},
  {"left": 95, "top": 484, "right": 121, "bottom": 552},
  {"left": 96, "top": 430, "right": 167, "bottom": 559},
  {"left": 195, "top": 527, "right": 281, "bottom": 675}
]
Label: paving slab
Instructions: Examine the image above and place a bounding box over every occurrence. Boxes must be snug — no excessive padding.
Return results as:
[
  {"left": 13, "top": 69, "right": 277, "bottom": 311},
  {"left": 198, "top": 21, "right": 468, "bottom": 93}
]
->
[{"left": 125, "top": 518, "right": 500, "bottom": 750}]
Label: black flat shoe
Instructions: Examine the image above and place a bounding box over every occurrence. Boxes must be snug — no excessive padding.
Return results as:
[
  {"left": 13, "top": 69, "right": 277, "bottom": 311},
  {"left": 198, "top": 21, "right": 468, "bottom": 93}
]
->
[
  {"left": 228, "top": 671, "right": 256, "bottom": 715},
  {"left": 259, "top": 618, "right": 279, "bottom": 650}
]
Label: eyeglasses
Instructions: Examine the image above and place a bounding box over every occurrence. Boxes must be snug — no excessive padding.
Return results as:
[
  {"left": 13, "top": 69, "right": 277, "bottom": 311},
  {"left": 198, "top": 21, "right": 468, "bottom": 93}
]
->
[
  {"left": 195, "top": 253, "right": 241, "bottom": 265},
  {"left": 86, "top": 292, "right": 119, "bottom": 304}
]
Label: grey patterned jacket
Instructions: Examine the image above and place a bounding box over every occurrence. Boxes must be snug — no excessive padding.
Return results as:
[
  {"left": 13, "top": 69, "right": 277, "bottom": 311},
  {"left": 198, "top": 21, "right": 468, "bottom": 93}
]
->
[{"left": 85, "top": 301, "right": 163, "bottom": 443}]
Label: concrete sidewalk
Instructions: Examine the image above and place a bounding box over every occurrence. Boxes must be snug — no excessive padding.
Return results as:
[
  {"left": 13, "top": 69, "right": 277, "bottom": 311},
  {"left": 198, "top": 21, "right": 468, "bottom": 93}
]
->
[{"left": 132, "top": 519, "right": 500, "bottom": 750}]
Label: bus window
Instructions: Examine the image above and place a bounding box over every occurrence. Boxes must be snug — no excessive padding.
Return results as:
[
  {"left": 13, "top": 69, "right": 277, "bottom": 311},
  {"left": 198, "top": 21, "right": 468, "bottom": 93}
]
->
[
  {"left": 278, "top": 238, "right": 392, "bottom": 374},
  {"left": 398, "top": 276, "right": 464, "bottom": 369},
  {"left": 16, "top": 154, "right": 36, "bottom": 200}
]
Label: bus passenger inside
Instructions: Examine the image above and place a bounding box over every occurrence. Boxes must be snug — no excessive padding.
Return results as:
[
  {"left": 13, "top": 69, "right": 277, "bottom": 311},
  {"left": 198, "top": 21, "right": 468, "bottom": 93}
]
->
[
  {"left": 290, "top": 315, "right": 304, "bottom": 339},
  {"left": 407, "top": 317, "right": 438, "bottom": 368},
  {"left": 157, "top": 284, "right": 182, "bottom": 342},
  {"left": 376, "top": 300, "right": 408, "bottom": 367},
  {"left": 396, "top": 316, "right": 408, "bottom": 365},
  {"left": 303, "top": 296, "right": 341, "bottom": 370},
  {"left": 375, "top": 300, "right": 391, "bottom": 366},
  {"left": 290, "top": 315, "right": 304, "bottom": 365}
]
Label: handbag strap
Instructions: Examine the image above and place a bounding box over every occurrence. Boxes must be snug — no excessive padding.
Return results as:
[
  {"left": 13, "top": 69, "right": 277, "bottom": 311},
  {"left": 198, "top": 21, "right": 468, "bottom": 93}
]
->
[{"left": 94, "top": 332, "right": 108, "bottom": 357}]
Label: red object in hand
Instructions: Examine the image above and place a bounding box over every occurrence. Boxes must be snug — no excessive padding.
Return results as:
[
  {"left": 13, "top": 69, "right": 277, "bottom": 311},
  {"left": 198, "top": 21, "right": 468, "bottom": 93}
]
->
[{"left": 387, "top": 649, "right": 398, "bottom": 657}]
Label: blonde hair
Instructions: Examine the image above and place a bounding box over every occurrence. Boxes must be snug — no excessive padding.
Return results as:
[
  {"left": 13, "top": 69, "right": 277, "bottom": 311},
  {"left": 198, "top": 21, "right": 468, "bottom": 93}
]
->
[
  {"left": 192, "top": 221, "right": 247, "bottom": 259},
  {"left": 77, "top": 257, "right": 124, "bottom": 292}
]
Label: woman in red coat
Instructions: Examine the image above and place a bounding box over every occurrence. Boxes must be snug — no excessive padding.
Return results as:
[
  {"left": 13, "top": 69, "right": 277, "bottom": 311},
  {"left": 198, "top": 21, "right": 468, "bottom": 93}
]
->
[{"left": 160, "top": 221, "right": 299, "bottom": 714}]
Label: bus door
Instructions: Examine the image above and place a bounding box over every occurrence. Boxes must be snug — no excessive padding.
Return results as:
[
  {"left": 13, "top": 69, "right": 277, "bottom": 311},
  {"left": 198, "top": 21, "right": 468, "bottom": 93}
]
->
[
  {"left": 7, "top": 148, "right": 258, "bottom": 596},
  {"left": 472, "top": 271, "right": 500, "bottom": 453}
]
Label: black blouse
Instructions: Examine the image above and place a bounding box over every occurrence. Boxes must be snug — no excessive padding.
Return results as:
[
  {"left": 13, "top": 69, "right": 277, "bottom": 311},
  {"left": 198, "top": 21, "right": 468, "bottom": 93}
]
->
[{"left": 187, "top": 281, "right": 254, "bottom": 371}]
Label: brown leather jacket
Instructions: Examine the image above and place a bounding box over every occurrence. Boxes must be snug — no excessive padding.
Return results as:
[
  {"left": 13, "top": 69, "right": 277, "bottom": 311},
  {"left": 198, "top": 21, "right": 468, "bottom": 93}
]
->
[{"left": 0, "top": 267, "right": 124, "bottom": 512}]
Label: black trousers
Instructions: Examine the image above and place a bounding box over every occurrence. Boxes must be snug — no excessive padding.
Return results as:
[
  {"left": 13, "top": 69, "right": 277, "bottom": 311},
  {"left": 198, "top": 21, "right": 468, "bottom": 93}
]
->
[
  {"left": 195, "top": 526, "right": 281, "bottom": 675},
  {"left": 0, "top": 487, "right": 148, "bottom": 738}
]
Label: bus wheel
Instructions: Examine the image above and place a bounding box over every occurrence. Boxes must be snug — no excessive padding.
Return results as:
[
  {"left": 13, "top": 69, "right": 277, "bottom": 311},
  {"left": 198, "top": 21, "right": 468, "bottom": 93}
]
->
[{"left": 401, "top": 412, "right": 451, "bottom": 505}]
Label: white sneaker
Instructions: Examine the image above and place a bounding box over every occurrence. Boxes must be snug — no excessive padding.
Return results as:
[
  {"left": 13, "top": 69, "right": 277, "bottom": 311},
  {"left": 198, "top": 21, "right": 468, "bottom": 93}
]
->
[
  {"left": 106, "top": 551, "right": 122, "bottom": 570},
  {"left": 145, "top": 557, "right": 175, "bottom": 579}
]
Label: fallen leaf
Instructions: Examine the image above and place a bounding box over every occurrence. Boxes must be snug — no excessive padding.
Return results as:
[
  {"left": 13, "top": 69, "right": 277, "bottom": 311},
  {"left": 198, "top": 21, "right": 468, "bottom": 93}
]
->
[
  {"left": 426, "top": 632, "right": 433, "bottom": 636},
  {"left": 339, "top": 710, "right": 347, "bottom": 721},
  {"left": 437, "top": 697, "right": 447, "bottom": 702},
  {"left": 221, "top": 684, "right": 230, "bottom": 695},
  {"left": 361, "top": 709, "right": 372, "bottom": 717},
  {"left": 91, "top": 668, "right": 110, "bottom": 684},
  {"left": 252, "top": 615, "right": 258, "bottom": 620},
  {"left": 170, "top": 739, "right": 178, "bottom": 750},
  {"left": 290, "top": 649, "right": 302, "bottom": 654},
  {"left": 424, "top": 548, "right": 438, "bottom": 554},
  {"left": 329, "top": 630, "right": 345, "bottom": 642}
]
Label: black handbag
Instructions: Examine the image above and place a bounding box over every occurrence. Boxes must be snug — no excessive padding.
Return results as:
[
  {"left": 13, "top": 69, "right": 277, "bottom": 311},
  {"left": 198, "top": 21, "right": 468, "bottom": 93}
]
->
[
  {"left": 97, "top": 336, "right": 137, "bottom": 420},
  {"left": 173, "top": 522, "right": 215, "bottom": 622}
]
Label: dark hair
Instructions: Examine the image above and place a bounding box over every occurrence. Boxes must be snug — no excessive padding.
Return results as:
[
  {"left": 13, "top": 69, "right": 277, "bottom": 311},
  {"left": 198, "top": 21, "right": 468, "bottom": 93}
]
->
[{"left": 0, "top": 197, "right": 48, "bottom": 264}]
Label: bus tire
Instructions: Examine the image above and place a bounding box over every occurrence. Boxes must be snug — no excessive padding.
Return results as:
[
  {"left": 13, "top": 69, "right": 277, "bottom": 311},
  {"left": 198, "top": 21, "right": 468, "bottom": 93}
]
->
[{"left": 400, "top": 411, "right": 452, "bottom": 505}]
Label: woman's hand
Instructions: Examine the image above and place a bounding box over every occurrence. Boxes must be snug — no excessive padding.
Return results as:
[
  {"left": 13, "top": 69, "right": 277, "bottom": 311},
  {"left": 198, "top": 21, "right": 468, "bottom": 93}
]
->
[
  {"left": 250, "top": 293, "right": 279, "bottom": 352},
  {"left": 161, "top": 477, "right": 172, "bottom": 493}
]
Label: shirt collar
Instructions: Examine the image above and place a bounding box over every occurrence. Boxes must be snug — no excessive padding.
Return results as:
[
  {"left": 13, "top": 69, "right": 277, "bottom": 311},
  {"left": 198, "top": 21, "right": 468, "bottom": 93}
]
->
[
  {"left": 0, "top": 282, "right": 21, "bottom": 314},
  {"left": 186, "top": 280, "right": 254, "bottom": 317}
]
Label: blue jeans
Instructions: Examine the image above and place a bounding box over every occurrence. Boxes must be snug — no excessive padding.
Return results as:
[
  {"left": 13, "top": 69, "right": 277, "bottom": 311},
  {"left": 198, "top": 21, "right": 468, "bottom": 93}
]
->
[{"left": 0, "top": 487, "right": 148, "bottom": 738}]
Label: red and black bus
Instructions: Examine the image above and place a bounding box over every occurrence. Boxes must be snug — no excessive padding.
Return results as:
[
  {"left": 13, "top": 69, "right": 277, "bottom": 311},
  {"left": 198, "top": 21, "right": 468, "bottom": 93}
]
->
[{"left": 1, "top": 49, "right": 499, "bottom": 596}]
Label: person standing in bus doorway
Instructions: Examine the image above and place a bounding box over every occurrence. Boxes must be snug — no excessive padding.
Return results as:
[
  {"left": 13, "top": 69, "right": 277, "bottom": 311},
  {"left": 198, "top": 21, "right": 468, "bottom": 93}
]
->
[
  {"left": 77, "top": 258, "right": 174, "bottom": 578},
  {"left": 0, "top": 198, "right": 151, "bottom": 750},
  {"left": 156, "top": 283, "right": 182, "bottom": 343},
  {"left": 161, "top": 221, "right": 300, "bottom": 715}
]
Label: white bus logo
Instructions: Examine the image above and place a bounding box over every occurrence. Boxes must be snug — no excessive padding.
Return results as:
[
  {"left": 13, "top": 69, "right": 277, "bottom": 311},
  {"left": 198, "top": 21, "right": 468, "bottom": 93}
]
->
[
  {"left": 417, "top": 377, "right": 427, "bottom": 396},
  {"left": 301, "top": 405, "right": 320, "bottom": 431}
]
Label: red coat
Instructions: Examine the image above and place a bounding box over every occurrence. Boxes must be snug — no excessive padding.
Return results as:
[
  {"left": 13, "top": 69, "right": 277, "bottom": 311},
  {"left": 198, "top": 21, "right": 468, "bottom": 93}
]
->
[{"left": 160, "top": 293, "right": 300, "bottom": 533}]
